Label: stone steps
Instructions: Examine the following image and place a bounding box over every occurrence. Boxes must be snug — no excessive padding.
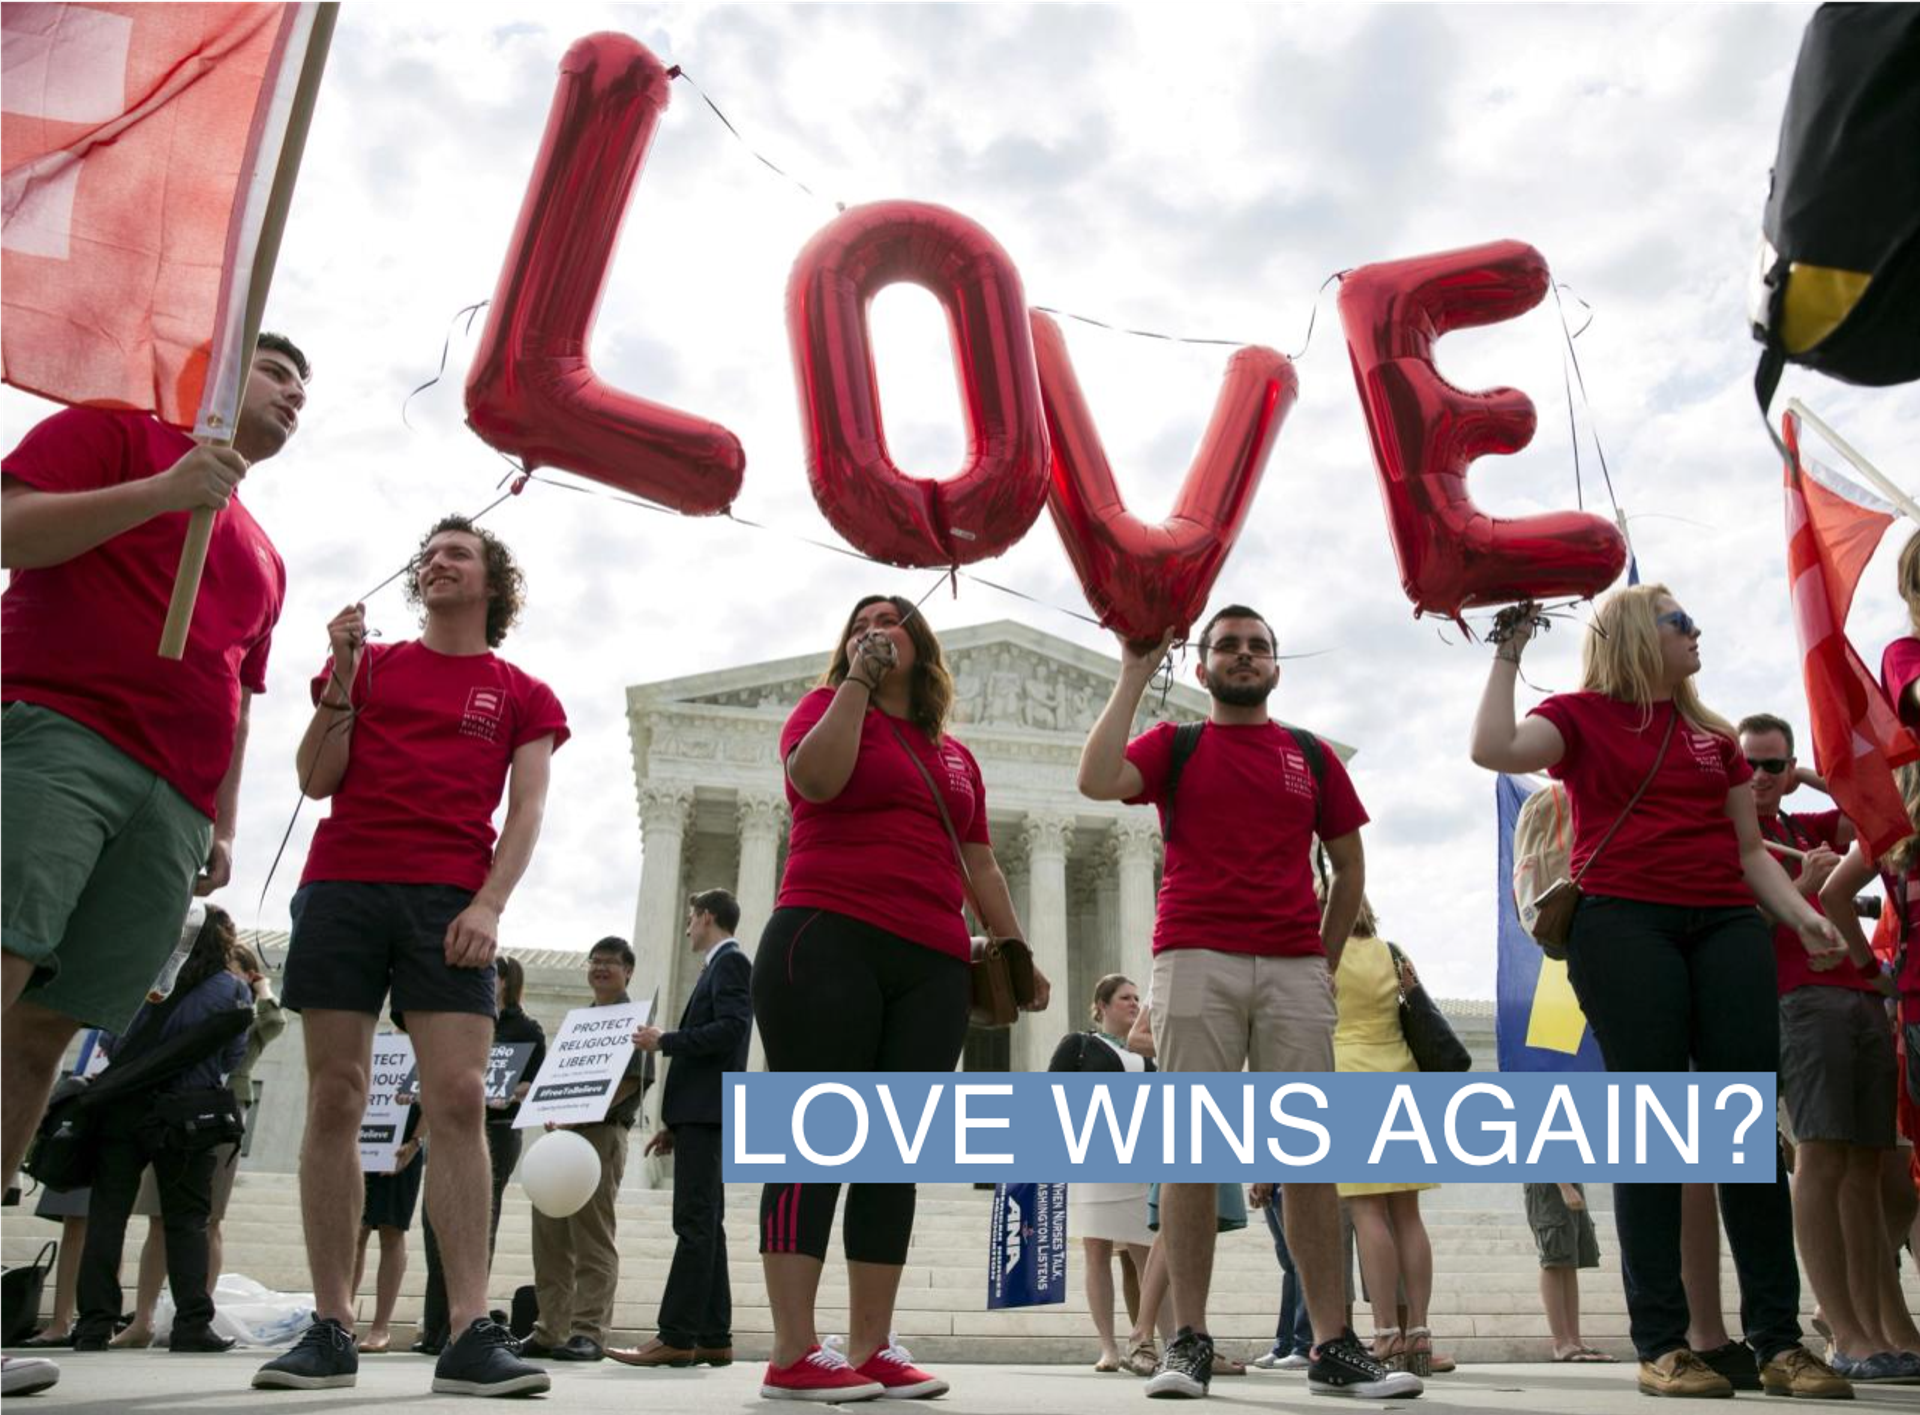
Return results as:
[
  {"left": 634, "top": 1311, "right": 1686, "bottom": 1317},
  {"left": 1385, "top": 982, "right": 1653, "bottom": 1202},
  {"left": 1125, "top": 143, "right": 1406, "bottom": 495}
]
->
[{"left": 6, "top": 1177, "right": 1914, "bottom": 1364}]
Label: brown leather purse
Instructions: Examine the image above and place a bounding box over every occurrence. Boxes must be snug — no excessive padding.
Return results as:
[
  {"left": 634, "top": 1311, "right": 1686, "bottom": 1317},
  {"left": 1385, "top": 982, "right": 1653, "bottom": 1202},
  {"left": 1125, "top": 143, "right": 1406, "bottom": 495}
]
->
[{"left": 887, "top": 720, "right": 1037, "bottom": 1028}]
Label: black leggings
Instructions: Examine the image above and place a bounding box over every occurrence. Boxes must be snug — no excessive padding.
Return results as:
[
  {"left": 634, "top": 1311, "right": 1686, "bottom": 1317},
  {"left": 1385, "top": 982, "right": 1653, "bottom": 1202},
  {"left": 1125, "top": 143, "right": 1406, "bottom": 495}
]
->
[
  {"left": 1564, "top": 895, "right": 1800, "bottom": 1363},
  {"left": 753, "top": 907, "right": 970, "bottom": 1265}
]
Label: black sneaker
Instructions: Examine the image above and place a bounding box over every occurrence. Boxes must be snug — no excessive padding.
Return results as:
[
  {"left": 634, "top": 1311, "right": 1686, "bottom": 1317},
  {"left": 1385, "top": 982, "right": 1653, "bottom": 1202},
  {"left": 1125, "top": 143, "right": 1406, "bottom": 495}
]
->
[
  {"left": 1307, "top": 1330, "right": 1423, "bottom": 1399},
  {"left": 254, "top": 1318, "right": 358, "bottom": 1390},
  {"left": 1694, "top": 1341, "right": 1762, "bottom": 1391},
  {"left": 1146, "top": 1327, "right": 1215, "bottom": 1399},
  {"left": 432, "top": 1318, "right": 552, "bottom": 1397}
]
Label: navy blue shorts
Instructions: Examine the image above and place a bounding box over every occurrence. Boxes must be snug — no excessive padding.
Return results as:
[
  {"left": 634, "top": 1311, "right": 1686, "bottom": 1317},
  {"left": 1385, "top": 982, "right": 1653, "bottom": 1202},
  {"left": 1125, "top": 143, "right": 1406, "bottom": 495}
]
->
[{"left": 284, "top": 880, "right": 496, "bottom": 1022}]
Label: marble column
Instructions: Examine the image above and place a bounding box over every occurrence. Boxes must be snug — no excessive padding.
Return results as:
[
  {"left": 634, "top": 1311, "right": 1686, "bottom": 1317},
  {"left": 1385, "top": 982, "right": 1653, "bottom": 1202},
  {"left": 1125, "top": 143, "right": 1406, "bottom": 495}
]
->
[
  {"left": 734, "top": 793, "right": 786, "bottom": 949},
  {"left": 1110, "top": 819, "right": 1160, "bottom": 999},
  {"left": 1092, "top": 853, "right": 1120, "bottom": 987},
  {"left": 1018, "top": 812, "right": 1074, "bottom": 1072},
  {"left": 632, "top": 784, "right": 694, "bottom": 1038},
  {"left": 736, "top": 793, "right": 786, "bottom": 1073}
]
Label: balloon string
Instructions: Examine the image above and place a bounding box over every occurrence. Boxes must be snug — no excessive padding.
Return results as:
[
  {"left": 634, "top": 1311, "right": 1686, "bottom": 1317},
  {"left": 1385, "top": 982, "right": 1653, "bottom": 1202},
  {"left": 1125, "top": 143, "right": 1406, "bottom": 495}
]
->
[
  {"left": 1551, "top": 281, "right": 1629, "bottom": 556},
  {"left": 400, "top": 300, "right": 490, "bottom": 429},
  {"left": 667, "top": 62, "right": 1340, "bottom": 358},
  {"left": 666, "top": 65, "right": 846, "bottom": 212}
]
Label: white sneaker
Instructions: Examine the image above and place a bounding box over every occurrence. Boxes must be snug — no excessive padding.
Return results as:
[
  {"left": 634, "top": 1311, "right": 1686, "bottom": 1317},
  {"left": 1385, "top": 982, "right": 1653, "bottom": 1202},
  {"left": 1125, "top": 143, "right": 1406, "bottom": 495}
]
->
[
  {"left": 1251, "top": 1351, "right": 1287, "bottom": 1370},
  {"left": 2, "top": 1355, "right": 60, "bottom": 1397},
  {"left": 1276, "top": 1353, "right": 1310, "bottom": 1370}
]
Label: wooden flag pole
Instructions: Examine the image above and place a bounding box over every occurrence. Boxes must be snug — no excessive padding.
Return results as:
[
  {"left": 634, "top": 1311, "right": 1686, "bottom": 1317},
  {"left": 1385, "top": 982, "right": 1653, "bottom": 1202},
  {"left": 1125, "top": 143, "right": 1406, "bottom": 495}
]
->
[
  {"left": 1787, "top": 398, "right": 1920, "bottom": 531},
  {"left": 159, "top": 4, "right": 338, "bottom": 660}
]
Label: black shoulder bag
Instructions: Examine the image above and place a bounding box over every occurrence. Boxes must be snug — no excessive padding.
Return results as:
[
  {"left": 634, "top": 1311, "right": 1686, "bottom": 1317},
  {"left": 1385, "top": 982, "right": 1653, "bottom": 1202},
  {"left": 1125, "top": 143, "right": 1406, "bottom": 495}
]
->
[{"left": 1385, "top": 941, "right": 1472, "bottom": 1072}]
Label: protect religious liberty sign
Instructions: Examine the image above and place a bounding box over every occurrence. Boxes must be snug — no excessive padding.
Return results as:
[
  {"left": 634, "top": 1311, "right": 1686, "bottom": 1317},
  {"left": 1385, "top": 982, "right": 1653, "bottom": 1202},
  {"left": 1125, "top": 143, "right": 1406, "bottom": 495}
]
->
[{"left": 513, "top": 1000, "right": 651, "bottom": 1128}]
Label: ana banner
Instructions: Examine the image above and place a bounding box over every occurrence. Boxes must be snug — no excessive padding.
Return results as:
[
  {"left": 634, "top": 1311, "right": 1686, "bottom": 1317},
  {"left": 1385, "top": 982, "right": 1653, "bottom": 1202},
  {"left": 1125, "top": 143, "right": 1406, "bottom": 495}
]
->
[{"left": 987, "top": 1182, "right": 1069, "bottom": 1310}]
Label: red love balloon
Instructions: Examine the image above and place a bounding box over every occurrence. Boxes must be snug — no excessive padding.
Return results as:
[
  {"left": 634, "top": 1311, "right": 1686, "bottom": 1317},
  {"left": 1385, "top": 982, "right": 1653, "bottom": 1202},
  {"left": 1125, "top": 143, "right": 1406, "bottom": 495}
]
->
[
  {"left": 466, "top": 33, "right": 744, "bottom": 515},
  {"left": 1337, "top": 239, "right": 1627, "bottom": 620},
  {"left": 1033, "top": 311, "right": 1297, "bottom": 646},
  {"left": 786, "top": 202, "right": 1049, "bottom": 567}
]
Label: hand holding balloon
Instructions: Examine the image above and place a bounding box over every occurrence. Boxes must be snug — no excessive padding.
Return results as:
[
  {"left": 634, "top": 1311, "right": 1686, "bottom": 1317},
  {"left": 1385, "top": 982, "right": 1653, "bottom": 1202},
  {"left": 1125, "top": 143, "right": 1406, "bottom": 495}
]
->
[
  {"left": 847, "top": 629, "right": 897, "bottom": 690},
  {"left": 1488, "top": 600, "right": 1541, "bottom": 662}
]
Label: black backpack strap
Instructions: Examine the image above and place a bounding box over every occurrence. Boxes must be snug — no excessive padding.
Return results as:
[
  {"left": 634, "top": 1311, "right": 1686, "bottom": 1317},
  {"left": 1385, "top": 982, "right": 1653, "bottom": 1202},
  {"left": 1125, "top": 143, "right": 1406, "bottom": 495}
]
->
[
  {"left": 1161, "top": 721, "right": 1206, "bottom": 845},
  {"left": 1280, "top": 724, "right": 1328, "bottom": 833}
]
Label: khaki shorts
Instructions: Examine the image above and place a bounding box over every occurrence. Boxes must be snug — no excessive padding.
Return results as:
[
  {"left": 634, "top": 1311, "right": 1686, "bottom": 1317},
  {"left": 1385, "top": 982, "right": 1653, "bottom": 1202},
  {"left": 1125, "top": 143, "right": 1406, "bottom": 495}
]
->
[
  {"left": 1149, "top": 947, "right": 1337, "bottom": 1073},
  {"left": 1, "top": 703, "right": 211, "bottom": 1031}
]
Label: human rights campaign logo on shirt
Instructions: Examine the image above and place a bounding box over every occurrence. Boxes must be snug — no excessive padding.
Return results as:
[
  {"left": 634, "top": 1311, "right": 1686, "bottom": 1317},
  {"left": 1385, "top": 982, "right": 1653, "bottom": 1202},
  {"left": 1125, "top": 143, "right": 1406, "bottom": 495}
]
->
[
  {"left": 1684, "top": 732, "right": 1723, "bottom": 776},
  {"left": 1281, "top": 746, "right": 1313, "bottom": 798},
  {"left": 460, "top": 686, "right": 505, "bottom": 743}
]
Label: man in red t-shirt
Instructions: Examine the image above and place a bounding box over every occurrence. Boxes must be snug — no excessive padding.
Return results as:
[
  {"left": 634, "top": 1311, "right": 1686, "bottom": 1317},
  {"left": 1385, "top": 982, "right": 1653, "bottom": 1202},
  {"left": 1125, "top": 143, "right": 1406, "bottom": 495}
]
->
[
  {"left": 0, "top": 333, "right": 307, "bottom": 1194},
  {"left": 1080, "top": 605, "right": 1414, "bottom": 1401},
  {"left": 1741, "top": 713, "right": 1907, "bottom": 1376},
  {"left": 255, "top": 516, "right": 565, "bottom": 1399}
]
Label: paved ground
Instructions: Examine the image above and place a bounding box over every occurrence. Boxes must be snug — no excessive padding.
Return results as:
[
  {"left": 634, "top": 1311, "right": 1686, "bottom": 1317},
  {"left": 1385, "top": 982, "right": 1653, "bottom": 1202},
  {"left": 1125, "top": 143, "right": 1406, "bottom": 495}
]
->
[{"left": 4, "top": 1350, "right": 1909, "bottom": 1413}]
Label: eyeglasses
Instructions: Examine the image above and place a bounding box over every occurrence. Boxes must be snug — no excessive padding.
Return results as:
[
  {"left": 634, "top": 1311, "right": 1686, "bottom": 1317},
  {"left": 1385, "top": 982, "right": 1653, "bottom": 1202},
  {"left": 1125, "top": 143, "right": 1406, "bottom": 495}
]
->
[
  {"left": 1746, "top": 757, "right": 1792, "bottom": 776},
  {"left": 1657, "top": 610, "right": 1699, "bottom": 636}
]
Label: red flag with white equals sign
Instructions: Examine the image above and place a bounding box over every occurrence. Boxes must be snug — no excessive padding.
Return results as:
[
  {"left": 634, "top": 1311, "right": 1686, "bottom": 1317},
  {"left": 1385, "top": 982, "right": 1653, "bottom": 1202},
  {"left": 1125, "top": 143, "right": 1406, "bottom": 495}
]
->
[
  {"left": 2, "top": 2, "right": 327, "bottom": 434},
  {"left": 1782, "top": 409, "right": 1920, "bottom": 859}
]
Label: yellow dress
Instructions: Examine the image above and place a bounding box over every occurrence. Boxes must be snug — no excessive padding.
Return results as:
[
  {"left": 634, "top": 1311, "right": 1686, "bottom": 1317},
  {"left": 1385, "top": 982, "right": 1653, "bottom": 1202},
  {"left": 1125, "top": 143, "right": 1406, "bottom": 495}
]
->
[{"left": 1334, "top": 934, "right": 1440, "bottom": 1199}]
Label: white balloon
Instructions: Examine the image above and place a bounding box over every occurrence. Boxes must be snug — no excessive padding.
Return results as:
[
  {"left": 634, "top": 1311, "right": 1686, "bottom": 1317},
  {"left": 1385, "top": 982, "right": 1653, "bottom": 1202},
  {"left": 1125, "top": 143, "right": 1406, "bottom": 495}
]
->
[{"left": 521, "top": 1130, "right": 601, "bottom": 1218}]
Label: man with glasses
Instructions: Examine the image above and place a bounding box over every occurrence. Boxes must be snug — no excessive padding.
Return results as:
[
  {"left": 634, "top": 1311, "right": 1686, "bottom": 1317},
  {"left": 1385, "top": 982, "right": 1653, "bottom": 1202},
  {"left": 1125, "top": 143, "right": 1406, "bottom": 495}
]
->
[
  {"left": 1738, "top": 714, "right": 1913, "bottom": 1382},
  {"left": 1078, "top": 604, "right": 1419, "bottom": 1401},
  {"left": 521, "top": 938, "right": 652, "bottom": 1365}
]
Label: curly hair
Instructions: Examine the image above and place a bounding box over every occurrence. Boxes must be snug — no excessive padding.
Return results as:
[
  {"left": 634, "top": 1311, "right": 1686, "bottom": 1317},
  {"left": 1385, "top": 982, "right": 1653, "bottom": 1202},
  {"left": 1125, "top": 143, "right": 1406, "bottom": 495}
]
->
[{"left": 404, "top": 514, "right": 524, "bottom": 647}]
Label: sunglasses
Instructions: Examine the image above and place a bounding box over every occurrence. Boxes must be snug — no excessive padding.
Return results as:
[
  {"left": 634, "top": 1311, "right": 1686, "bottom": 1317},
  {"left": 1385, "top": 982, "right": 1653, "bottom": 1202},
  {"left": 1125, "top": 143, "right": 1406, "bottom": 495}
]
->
[
  {"left": 1746, "top": 757, "right": 1792, "bottom": 776},
  {"left": 1657, "top": 610, "right": 1699, "bottom": 636}
]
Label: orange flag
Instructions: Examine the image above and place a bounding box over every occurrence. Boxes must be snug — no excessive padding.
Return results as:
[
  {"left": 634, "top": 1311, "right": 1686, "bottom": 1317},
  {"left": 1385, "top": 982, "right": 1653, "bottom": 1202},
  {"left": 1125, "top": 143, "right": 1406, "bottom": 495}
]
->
[
  {"left": 2, "top": 3, "right": 323, "bottom": 431},
  {"left": 1783, "top": 410, "right": 1920, "bottom": 858}
]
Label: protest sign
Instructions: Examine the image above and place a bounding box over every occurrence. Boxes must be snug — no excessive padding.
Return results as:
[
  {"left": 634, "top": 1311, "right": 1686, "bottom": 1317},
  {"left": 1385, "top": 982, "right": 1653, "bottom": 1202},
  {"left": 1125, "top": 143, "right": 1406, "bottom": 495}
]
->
[
  {"left": 359, "top": 1033, "right": 418, "bottom": 1172},
  {"left": 987, "top": 1182, "right": 1069, "bottom": 1309},
  {"left": 514, "top": 1001, "right": 650, "bottom": 1129},
  {"left": 484, "top": 1041, "right": 538, "bottom": 1105}
]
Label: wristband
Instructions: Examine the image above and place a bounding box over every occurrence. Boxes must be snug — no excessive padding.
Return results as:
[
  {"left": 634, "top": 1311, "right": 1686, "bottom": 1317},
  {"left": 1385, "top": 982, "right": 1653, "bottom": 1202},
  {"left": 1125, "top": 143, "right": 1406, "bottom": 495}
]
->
[{"left": 319, "top": 696, "right": 352, "bottom": 711}]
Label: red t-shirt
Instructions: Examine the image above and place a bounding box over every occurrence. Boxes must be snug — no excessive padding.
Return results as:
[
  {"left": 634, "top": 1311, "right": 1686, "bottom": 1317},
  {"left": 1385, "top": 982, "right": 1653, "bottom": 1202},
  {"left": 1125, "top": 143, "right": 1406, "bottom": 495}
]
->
[
  {"left": 1881, "top": 637, "right": 1920, "bottom": 733},
  {"left": 1763, "top": 808, "right": 1878, "bottom": 994},
  {"left": 1529, "top": 693, "right": 1752, "bottom": 907},
  {"left": 300, "top": 641, "right": 569, "bottom": 891},
  {"left": 776, "top": 687, "right": 989, "bottom": 962},
  {"left": 1124, "top": 720, "right": 1369, "bottom": 958},
  {"left": 2, "top": 408, "right": 284, "bottom": 819}
]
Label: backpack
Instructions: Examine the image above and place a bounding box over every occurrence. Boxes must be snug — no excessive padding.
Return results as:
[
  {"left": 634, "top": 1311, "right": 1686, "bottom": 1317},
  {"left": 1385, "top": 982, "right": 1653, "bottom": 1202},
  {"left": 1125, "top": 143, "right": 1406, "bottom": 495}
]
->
[
  {"left": 1161, "top": 720, "right": 1327, "bottom": 845},
  {"left": 1511, "top": 781, "right": 1574, "bottom": 946},
  {"left": 1750, "top": 4, "right": 1920, "bottom": 422}
]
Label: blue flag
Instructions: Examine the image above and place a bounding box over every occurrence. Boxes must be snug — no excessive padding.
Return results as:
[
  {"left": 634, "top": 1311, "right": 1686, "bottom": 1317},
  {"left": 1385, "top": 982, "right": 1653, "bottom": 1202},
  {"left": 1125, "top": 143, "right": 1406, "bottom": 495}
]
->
[
  {"left": 1496, "top": 774, "right": 1605, "bottom": 1073},
  {"left": 987, "top": 1182, "right": 1068, "bottom": 1309}
]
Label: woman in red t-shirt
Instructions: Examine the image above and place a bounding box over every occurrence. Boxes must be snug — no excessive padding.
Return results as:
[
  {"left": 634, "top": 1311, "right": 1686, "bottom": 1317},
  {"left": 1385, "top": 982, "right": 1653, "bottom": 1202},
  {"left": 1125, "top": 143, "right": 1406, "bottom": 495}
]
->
[
  {"left": 752, "top": 594, "right": 1045, "bottom": 1402},
  {"left": 1471, "top": 584, "right": 1845, "bottom": 1397}
]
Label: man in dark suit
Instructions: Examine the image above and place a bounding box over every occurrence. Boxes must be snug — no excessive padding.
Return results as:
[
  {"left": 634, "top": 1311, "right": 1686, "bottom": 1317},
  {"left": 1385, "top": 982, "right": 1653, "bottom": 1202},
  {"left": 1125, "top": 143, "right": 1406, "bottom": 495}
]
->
[{"left": 612, "top": 888, "right": 752, "bottom": 1370}]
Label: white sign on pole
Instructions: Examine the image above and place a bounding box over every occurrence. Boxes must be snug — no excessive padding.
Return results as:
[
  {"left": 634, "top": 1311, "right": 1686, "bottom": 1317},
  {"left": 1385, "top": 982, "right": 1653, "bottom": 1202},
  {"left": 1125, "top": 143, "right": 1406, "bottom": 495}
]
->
[
  {"left": 513, "top": 1000, "right": 649, "bottom": 1129},
  {"left": 359, "top": 1032, "right": 418, "bottom": 1172}
]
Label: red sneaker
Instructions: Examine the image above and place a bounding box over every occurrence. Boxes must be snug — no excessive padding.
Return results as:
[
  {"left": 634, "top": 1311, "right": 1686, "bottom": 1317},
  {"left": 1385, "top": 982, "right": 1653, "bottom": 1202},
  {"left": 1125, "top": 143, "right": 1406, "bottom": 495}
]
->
[
  {"left": 760, "top": 1344, "right": 885, "bottom": 1402},
  {"left": 846, "top": 1336, "right": 949, "bottom": 1400}
]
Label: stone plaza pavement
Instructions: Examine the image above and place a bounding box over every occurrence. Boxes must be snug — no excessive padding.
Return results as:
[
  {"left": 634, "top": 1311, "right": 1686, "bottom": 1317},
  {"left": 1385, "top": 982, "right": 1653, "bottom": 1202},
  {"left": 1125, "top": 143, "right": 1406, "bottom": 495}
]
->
[{"left": 5, "top": 1351, "right": 1911, "bottom": 1414}]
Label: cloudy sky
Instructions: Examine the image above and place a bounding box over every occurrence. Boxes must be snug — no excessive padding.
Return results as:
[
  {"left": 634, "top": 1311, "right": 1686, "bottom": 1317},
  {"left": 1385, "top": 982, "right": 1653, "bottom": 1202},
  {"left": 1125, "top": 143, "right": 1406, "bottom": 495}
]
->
[{"left": 6, "top": 2, "right": 1915, "bottom": 1003}]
